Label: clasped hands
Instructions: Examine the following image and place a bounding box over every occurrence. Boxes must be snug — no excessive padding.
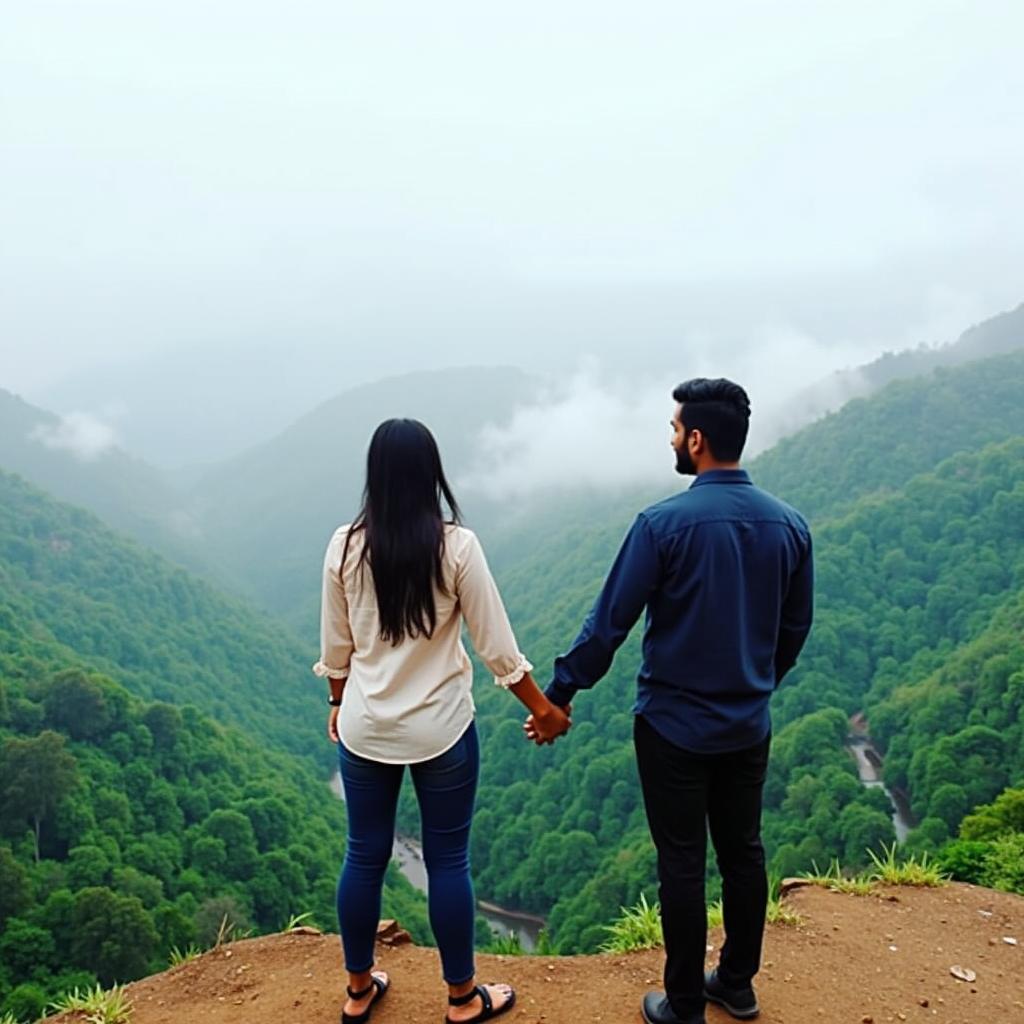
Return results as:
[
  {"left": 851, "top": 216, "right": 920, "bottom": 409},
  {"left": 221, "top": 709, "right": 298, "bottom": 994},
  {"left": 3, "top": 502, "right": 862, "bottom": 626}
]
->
[{"left": 523, "top": 703, "right": 572, "bottom": 746}]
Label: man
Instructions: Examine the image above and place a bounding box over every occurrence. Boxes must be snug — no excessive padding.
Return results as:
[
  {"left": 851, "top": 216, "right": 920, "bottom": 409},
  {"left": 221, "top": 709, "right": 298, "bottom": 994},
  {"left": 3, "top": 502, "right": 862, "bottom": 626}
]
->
[{"left": 529, "top": 378, "right": 813, "bottom": 1024}]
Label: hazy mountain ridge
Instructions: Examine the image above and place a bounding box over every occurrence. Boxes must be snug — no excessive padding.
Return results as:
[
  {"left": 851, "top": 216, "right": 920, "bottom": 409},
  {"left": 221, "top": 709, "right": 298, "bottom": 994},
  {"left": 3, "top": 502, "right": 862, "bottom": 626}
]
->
[
  {"left": 0, "top": 390, "right": 212, "bottom": 581},
  {"left": 5, "top": 302, "right": 1023, "bottom": 631},
  {"left": 773, "top": 300, "right": 1024, "bottom": 441},
  {"left": 0, "top": 469, "right": 324, "bottom": 770}
]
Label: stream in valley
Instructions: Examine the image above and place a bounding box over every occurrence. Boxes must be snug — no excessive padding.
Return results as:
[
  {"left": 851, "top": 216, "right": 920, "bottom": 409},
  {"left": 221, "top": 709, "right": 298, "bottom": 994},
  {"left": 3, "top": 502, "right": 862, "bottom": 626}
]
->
[{"left": 330, "top": 771, "right": 546, "bottom": 949}]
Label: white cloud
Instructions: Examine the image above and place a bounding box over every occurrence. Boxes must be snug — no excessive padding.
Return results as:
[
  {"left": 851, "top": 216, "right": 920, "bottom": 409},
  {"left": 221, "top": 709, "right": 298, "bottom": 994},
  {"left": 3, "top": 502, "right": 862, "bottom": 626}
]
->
[
  {"left": 31, "top": 411, "right": 120, "bottom": 461},
  {"left": 459, "top": 329, "right": 883, "bottom": 499}
]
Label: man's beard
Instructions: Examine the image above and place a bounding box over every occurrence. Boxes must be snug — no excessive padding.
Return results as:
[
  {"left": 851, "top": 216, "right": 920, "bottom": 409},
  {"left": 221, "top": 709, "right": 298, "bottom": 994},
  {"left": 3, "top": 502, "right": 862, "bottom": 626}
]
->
[{"left": 675, "top": 446, "right": 696, "bottom": 476}]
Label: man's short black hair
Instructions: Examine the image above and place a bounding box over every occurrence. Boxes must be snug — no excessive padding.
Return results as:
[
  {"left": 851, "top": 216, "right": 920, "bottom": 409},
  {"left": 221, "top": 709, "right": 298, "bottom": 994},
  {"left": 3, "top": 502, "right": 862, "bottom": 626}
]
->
[{"left": 672, "top": 378, "right": 751, "bottom": 462}]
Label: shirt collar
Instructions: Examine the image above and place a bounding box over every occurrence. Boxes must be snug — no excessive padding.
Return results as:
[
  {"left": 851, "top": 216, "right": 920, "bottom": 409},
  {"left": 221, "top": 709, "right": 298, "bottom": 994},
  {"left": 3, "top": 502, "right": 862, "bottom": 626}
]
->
[{"left": 690, "top": 468, "right": 752, "bottom": 488}]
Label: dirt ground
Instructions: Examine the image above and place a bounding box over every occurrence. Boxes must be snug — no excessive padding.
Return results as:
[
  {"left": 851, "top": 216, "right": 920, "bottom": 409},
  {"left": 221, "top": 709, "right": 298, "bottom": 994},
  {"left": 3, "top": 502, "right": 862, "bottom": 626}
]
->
[{"left": 47, "top": 882, "right": 1023, "bottom": 1024}]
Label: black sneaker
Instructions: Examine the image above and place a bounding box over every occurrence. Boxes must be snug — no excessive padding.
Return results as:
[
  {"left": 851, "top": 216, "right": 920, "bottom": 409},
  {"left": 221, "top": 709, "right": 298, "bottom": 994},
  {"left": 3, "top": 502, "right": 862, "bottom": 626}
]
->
[
  {"left": 641, "top": 992, "right": 706, "bottom": 1024},
  {"left": 703, "top": 969, "right": 760, "bottom": 1020}
]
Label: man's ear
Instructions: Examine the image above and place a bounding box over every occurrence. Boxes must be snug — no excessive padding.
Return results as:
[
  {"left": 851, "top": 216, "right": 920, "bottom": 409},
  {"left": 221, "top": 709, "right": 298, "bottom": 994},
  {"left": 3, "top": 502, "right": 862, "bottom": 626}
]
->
[{"left": 689, "top": 428, "right": 705, "bottom": 457}]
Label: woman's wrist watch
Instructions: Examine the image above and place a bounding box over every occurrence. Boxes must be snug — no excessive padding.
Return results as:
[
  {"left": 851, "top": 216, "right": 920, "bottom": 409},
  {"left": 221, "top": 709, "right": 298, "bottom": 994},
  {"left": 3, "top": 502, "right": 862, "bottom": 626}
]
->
[{"left": 327, "top": 695, "right": 342, "bottom": 707}]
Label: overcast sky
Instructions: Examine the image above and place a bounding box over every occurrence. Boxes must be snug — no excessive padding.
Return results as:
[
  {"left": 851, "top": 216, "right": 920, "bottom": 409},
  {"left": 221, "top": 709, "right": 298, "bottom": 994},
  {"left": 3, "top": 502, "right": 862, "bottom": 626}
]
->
[{"left": 2, "top": 1, "right": 1023, "bottom": 465}]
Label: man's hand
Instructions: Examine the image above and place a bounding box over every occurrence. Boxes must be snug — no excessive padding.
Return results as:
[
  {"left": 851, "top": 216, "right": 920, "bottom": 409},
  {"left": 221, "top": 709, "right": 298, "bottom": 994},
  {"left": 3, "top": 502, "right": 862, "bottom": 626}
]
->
[
  {"left": 524, "top": 703, "right": 572, "bottom": 745},
  {"left": 327, "top": 705, "right": 340, "bottom": 743}
]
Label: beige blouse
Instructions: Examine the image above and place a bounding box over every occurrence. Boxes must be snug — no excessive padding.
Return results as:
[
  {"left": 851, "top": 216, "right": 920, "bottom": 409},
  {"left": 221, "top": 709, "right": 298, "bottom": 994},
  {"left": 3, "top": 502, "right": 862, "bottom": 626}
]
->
[{"left": 313, "top": 524, "right": 532, "bottom": 763}]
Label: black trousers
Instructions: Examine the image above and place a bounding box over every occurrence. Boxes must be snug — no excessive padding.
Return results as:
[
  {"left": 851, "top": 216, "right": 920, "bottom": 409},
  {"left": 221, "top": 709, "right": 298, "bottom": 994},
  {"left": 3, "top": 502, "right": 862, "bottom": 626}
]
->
[{"left": 634, "top": 714, "right": 771, "bottom": 1020}]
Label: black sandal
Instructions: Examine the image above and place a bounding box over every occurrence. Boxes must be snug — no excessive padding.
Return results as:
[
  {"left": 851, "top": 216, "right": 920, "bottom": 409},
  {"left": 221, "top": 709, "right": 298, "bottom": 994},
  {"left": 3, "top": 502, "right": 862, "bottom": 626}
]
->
[
  {"left": 341, "top": 973, "right": 390, "bottom": 1024},
  {"left": 445, "top": 983, "right": 516, "bottom": 1023}
]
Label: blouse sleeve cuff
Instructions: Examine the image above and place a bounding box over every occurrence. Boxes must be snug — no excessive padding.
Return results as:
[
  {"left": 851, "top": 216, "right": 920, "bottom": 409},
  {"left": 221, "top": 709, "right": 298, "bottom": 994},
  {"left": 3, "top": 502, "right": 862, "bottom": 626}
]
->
[
  {"left": 494, "top": 654, "right": 533, "bottom": 690},
  {"left": 312, "top": 660, "right": 350, "bottom": 681}
]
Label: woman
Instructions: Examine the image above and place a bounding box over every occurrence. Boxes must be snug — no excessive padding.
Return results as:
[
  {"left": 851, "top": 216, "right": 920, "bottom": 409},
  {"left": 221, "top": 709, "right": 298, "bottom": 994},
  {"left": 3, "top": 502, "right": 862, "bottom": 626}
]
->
[{"left": 313, "top": 418, "right": 571, "bottom": 1024}]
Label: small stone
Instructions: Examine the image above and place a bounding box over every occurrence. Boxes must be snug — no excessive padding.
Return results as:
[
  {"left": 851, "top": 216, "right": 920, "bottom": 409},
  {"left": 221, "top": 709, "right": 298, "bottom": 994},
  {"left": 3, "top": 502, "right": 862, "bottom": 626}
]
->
[
  {"left": 861, "top": 1016, "right": 873, "bottom": 1023},
  {"left": 897, "top": 1014, "right": 906, "bottom": 1021},
  {"left": 949, "top": 965, "right": 976, "bottom": 983},
  {"left": 889, "top": 945, "right": 899, "bottom": 952},
  {"left": 779, "top": 877, "right": 811, "bottom": 895},
  {"left": 918, "top": 998, "right": 929, "bottom": 1008},
  {"left": 1003, "top": 936, "right": 1018, "bottom": 946}
]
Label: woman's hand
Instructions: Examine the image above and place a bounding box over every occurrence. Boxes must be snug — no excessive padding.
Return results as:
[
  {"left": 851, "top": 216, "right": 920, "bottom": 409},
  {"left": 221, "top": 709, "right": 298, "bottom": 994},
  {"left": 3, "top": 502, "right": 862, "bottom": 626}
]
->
[
  {"left": 328, "top": 705, "right": 340, "bottom": 743},
  {"left": 524, "top": 702, "right": 571, "bottom": 745}
]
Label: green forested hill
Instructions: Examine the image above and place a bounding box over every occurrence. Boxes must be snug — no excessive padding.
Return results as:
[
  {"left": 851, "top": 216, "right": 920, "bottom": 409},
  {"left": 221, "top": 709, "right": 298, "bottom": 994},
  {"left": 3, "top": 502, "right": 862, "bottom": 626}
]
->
[
  {"left": 866, "top": 585, "right": 1024, "bottom": 846},
  {"left": 462, "top": 369, "right": 1024, "bottom": 951},
  {"left": 0, "top": 470, "right": 430, "bottom": 1017},
  {"left": 0, "top": 646, "right": 427, "bottom": 1019},
  {"left": 0, "top": 470, "right": 327, "bottom": 770},
  {"left": 753, "top": 348, "right": 1024, "bottom": 522}
]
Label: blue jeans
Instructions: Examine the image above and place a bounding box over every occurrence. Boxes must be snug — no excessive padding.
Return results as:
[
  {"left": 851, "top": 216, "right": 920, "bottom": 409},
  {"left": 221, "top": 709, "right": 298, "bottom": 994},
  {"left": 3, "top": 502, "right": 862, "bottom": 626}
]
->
[{"left": 336, "top": 720, "right": 479, "bottom": 984}]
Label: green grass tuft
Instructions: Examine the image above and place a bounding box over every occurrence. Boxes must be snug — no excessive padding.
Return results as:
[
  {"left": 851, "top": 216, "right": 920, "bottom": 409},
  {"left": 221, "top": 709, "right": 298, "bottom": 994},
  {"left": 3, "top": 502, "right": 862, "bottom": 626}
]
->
[
  {"left": 484, "top": 932, "right": 527, "bottom": 955},
  {"left": 866, "top": 843, "right": 950, "bottom": 887},
  {"left": 284, "top": 911, "right": 316, "bottom": 931},
  {"left": 802, "top": 846, "right": 951, "bottom": 895},
  {"left": 601, "top": 886, "right": 799, "bottom": 955},
  {"left": 49, "top": 983, "right": 132, "bottom": 1024},
  {"left": 600, "top": 893, "right": 664, "bottom": 953},
  {"left": 801, "top": 858, "right": 875, "bottom": 895},
  {"left": 766, "top": 874, "right": 802, "bottom": 925},
  {"left": 168, "top": 944, "right": 202, "bottom": 967},
  {"left": 214, "top": 912, "right": 253, "bottom": 947},
  {"left": 706, "top": 899, "right": 724, "bottom": 929}
]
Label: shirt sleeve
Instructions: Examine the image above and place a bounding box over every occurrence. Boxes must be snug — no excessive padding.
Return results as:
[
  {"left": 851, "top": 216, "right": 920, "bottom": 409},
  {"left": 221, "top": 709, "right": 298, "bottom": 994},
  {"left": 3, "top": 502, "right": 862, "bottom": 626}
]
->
[
  {"left": 545, "top": 513, "right": 661, "bottom": 707},
  {"left": 312, "top": 531, "right": 354, "bottom": 681},
  {"left": 774, "top": 529, "right": 814, "bottom": 685},
  {"left": 455, "top": 531, "right": 533, "bottom": 688}
]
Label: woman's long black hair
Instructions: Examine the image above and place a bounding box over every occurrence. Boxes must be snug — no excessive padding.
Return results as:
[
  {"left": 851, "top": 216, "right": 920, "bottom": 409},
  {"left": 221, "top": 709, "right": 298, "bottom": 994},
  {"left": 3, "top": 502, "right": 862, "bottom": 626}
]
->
[{"left": 343, "top": 418, "right": 462, "bottom": 644}]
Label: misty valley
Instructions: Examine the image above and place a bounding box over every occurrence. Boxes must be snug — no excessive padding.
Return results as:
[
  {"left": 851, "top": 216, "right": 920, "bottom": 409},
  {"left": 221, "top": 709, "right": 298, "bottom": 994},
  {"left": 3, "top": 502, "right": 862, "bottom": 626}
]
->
[{"left": 2, "top": 305, "right": 1024, "bottom": 1018}]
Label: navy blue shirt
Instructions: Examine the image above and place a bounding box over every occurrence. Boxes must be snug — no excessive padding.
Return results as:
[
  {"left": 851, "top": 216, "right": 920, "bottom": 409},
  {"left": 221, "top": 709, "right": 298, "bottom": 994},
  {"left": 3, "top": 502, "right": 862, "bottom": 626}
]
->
[{"left": 545, "top": 469, "right": 813, "bottom": 754}]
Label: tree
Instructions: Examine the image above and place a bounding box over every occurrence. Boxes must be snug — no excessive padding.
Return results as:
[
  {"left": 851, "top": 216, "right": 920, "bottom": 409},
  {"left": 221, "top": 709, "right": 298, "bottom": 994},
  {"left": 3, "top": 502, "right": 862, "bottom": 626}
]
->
[
  {"left": 0, "top": 731, "right": 78, "bottom": 861},
  {"left": 200, "top": 810, "right": 258, "bottom": 880},
  {"left": 66, "top": 844, "right": 112, "bottom": 890},
  {"left": 0, "top": 918, "right": 57, "bottom": 983},
  {"left": 928, "top": 783, "right": 969, "bottom": 832},
  {"left": 0, "top": 846, "right": 31, "bottom": 929},
  {"left": 43, "top": 670, "right": 111, "bottom": 740},
  {"left": 70, "top": 887, "right": 158, "bottom": 985},
  {"left": 142, "top": 702, "right": 183, "bottom": 751},
  {"left": 2, "top": 982, "right": 47, "bottom": 1023}
]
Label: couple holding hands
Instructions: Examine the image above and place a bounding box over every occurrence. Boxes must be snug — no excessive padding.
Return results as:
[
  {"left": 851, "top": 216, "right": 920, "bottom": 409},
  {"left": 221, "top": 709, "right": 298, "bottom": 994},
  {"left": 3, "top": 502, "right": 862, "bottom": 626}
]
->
[{"left": 314, "top": 378, "right": 814, "bottom": 1024}]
